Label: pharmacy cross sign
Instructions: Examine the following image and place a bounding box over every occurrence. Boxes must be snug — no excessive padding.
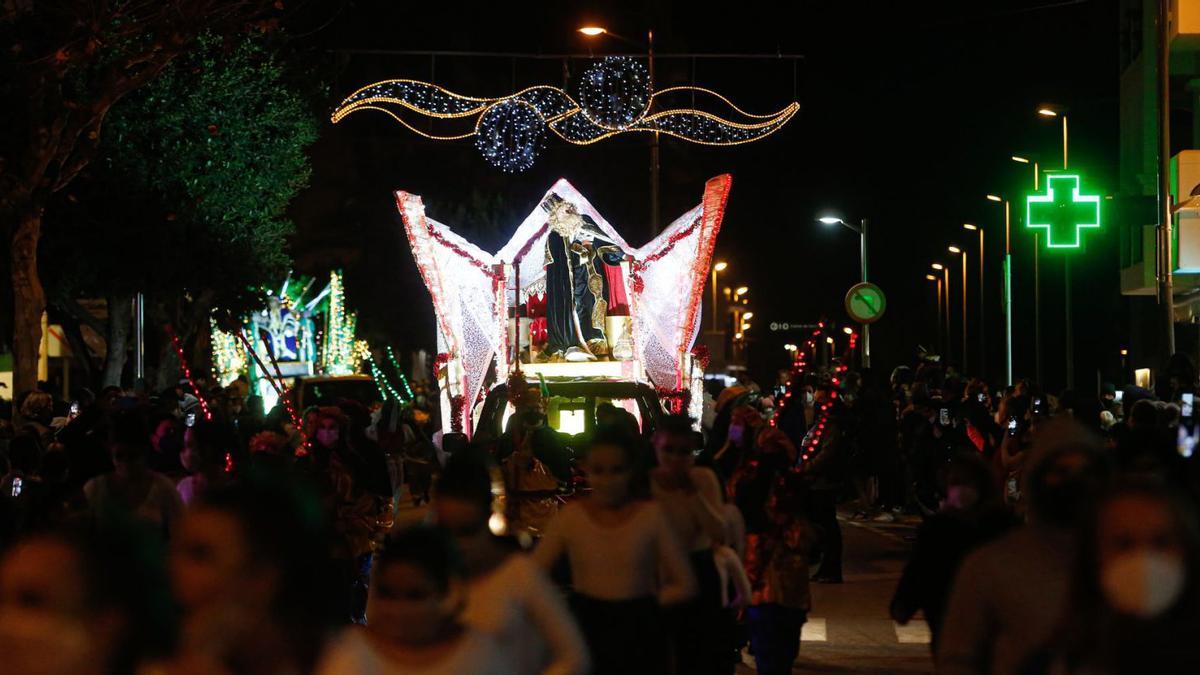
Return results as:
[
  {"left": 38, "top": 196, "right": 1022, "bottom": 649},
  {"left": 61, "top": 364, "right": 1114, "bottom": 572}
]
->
[{"left": 1025, "top": 174, "right": 1101, "bottom": 250}]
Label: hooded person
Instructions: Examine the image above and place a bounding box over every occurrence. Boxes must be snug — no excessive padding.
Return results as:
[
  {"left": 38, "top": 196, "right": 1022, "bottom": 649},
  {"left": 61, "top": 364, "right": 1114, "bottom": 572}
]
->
[{"left": 936, "top": 418, "right": 1111, "bottom": 675}]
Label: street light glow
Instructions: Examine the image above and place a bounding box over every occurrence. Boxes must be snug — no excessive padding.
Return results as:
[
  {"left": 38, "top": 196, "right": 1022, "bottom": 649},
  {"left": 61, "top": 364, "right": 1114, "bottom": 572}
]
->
[
  {"left": 735, "top": 286, "right": 749, "bottom": 295},
  {"left": 1037, "top": 107, "right": 1058, "bottom": 117},
  {"left": 926, "top": 274, "right": 937, "bottom": 281},
  {"left": 931, "top": 263, "right": 944, "bottom": 270},
  {"left": 578, "top": 26, "right": 607, "bottom": 36},
  {"left": 735, "top": 332, "right": 744, "bottom": 340},
  {"left": 818, "top": 216, "right": 843, "bottom": 225},
  {"left": 842, "top": 327, "right": 853, "bottom": 335},
  {"left": 742, "top": 312, "right": 754, "bottom": 320},
  {"left": 948, "top": 245, "right": 962, "bottom": 254},
  {"left": 986, "top": 194, "right": 1003, "bottom": 202},
  {"left": 826, "top": 336, "right": 835, "bottom": 344},
  {"left": 714, "top": 261, "right": 728, "bottom": 272},
  {"left": 963, "top": 223, "right": 978, "bottom": 231},
  {"left": 1011, "top": 155, "right": 1030, "bottom": 164}
]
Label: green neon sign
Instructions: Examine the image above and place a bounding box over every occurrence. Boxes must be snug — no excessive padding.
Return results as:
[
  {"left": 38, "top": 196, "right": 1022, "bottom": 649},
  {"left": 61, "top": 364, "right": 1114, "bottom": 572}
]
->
[{"left": 1026, "top": 174, "right": 1100, "bottom": 250}]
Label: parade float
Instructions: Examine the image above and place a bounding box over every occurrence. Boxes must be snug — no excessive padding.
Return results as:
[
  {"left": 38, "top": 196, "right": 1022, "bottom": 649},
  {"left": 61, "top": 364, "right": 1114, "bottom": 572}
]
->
[
  {"left": 211, "top": 270, "right": 370, "bottom": 410},
  {"left": 396, "top": 175, "right": 730, "bottom": 437}
]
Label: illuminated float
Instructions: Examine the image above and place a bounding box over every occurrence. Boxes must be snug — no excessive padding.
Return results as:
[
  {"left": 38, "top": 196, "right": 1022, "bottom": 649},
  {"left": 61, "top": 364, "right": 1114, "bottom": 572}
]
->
[{"left": 399, "top": 175, "right": 730, "bottom": 437}]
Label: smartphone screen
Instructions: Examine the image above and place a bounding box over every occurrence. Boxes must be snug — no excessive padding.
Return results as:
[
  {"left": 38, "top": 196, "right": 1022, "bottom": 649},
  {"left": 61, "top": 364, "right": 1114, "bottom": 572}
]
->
[
  {"left": 185, "top": 412, "right": 197, "bottom": 427},
  {"left": 939, "top": 408, "right": 950, "bottom": 426},
  {"left": 1183, "top": 393, "right": 1194, "bottom": 418},
  {"left": 1032, "top": 398, "right": 1044, "bottom": 416},
  {"left": 69, "top": 401, "right": 80, "bottom": 419},
  {"left": 1115, "top": 390, "right": 1124, "bottom": 403},
  {"left": 1007, "top": 417, "right": 1019, "bottom": 437}
]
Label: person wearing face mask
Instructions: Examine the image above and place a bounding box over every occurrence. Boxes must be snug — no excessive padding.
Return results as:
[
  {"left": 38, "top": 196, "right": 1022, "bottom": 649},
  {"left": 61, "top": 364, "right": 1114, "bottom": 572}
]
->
[
  {"left": 317, "top": 526, "right": 514, "bottom": 675},
  {"left": 534, "top": 424, "right": 695, "bottom": 675},
  {"left": 168, "top": 478, "right": 337, "bottom": 675},
  {"left": 650, "top": 414, "right": 729, "bottom": 675},
  {"left": 84, "top": 411, "right": 185, "bottom": 539},
  {"left": 937, "top": 419, "right": 1111, "bottom": 675},
  {"left": 0, "top": 523, "right": 175, "bottom": 675},
  {"left": 890, "top": 452, "right": 1017, "bottom": 652},
  {"left": 1021, "top": 481, "right": 1200, "bottom": 674},
  {"left": 433, "top": 451, "right": 589, "bottom": 675}
]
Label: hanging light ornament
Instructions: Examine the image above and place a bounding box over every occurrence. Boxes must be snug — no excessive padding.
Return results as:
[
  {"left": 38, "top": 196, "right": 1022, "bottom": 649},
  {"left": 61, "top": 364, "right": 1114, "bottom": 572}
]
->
[
  {"left": 475, "top": 99, "right": 545, "bottom": 173},
  {"left": 578, "top": 57, "right": 651, "bottom": 130},
  {"left": 332, "top": 59, "right": 798, "bottom": 173}
]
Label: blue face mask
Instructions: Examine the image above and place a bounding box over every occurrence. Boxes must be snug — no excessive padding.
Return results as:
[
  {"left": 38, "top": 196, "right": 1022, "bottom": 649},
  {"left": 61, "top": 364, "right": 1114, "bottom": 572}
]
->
[{"left": 728, "top": 425, "right": 745, "bottom": 444}]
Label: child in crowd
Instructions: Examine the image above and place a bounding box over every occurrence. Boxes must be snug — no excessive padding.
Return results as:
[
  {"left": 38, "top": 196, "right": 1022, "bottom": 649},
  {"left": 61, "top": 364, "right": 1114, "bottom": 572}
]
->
[
  {"left": 534, "top": 424, "right": 695, "bottom": 675},
  {"left": 317, "top": 526, "right": 512, "bottom": 675},
  {"left": 433, "top": 450, "right": 589, "bottom": 675}
]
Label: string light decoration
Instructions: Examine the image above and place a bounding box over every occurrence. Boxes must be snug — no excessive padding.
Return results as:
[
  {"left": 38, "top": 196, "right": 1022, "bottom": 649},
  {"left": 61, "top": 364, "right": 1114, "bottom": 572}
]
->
[
  {"left": 210, "top": 319, "right": 247, "bottom": 386},
  {"left": 475, "top": 99, "right": 545, "bottom": 172},
  {"left": 386, "top": 346, "right": 416, "bottom": 399},
  {"left": 166, "top": 326, "right": 213, "bottom": 421},
  {"left": 320, "top": 271, "right": 361, "bottom": 375},
  {"left": 578, "top": 57, "right": 650, "bottom": 130},
  {"left": 332, "top": 58, "right": 798, "bottom": 172}
]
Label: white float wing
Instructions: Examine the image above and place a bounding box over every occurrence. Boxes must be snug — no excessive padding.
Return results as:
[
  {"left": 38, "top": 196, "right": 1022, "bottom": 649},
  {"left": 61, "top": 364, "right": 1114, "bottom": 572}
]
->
[{"left": 628, "top": 174, "right": 731, "bottom": 390}]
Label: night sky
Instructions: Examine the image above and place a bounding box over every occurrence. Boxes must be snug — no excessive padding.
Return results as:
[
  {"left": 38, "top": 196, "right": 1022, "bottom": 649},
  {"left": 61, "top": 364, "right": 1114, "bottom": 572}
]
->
[{"left": 290, "top": 0, "right": 1121, "bottom": 388}]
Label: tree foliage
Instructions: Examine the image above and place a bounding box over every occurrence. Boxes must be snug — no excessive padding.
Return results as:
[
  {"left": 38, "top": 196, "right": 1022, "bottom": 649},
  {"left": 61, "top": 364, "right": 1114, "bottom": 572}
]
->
[{"left": 43, "top": 32, "right": 317, "bottom": 385}]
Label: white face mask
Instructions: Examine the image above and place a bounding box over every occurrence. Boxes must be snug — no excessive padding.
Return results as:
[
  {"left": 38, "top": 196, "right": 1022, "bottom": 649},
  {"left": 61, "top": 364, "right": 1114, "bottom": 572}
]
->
[{"left": 1100, "top": 549, "right": 1187, "bottom": 619}]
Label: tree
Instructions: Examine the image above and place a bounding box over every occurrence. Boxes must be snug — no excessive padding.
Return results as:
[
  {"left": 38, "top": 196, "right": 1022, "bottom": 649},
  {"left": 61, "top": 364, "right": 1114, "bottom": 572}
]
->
[
  {"left": 0, "top": 0, "right": 276, "bottom": 398},
  {"left": 43, "top": 32, "right": 317, "bottom": 389}
]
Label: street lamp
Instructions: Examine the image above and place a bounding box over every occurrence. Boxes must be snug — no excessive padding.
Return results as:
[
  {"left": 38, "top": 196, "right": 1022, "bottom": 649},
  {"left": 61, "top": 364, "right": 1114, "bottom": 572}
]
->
[
  {"left": 949, "top": 245, "right": 967, "bottom": 371},
  {"left": 711, "top": 261, "right": 727, "bottom": 331},
  {"left": 926, "top": 273, "right": 943, "bottom": 354},
  {"left": 1012, "top": 155, "right": 1042, "bottom": 384},
  {"left": 986, "top": 194, "right": 1013, "bottom": 385},
  {"left": 817, "top": 214, "right": 871, "bottom": 367},
  {"left": 580, "top": 23, "right": 659, "bottom": 234},
  {"left": 1037, "top": 105, "right": 1079, "bottom": 386},
  {"left": 735, "top": 285, "right": 749, "bottom": 297},
  {"left": 964, "top": 223, "right": 986, "bottom": 379},
  {"left": 932, "top": 263, "right": 950, "bottom": 361}
]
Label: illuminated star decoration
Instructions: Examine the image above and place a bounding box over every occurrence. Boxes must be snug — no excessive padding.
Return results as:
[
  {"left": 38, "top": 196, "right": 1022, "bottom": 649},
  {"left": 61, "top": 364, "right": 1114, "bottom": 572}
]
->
[
  {"left": 331, "top": 56, "right": 799, "bottom": 172},
  {"left": 1025, "top": 174, "right": 1101, "bottom": 249}
]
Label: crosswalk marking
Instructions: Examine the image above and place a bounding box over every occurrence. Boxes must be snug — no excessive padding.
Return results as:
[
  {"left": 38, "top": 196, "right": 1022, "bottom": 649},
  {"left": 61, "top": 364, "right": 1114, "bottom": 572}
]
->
[
  {"left": 801, "top": 617, "right": 827, "bottom": 642},
  {"left": 893, "top": 619, "right": 931, "bottom": 644}
]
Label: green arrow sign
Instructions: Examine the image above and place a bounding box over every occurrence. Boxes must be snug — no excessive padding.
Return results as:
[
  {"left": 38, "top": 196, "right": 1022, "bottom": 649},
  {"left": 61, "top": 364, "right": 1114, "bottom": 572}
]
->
[{"left": 1026, "top": 174, "right": 1100, "bottom": 250}]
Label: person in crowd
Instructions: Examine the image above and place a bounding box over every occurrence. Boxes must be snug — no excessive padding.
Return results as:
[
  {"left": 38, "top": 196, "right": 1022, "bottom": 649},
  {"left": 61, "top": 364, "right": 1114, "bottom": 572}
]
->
[
  {"left": 890, "top": 452, "right": 1017, "bottom": 651},
  {"left": 711, "top": 404, "right": 765, "bottom": 481},
  {"left": 83, "top": 411, "right": 184, "bottom": 539},
  {"left": 936, "top": 419, "right": 1111, "bottom": 675},
  {"left": 534, "top": 424, "right": 695, "bottom": 675},
  {"left": 303, "top": 406, "right": 391, "bottom": 624},
  {"left": 148, "top": 415, "right": 186, "bottom": 478},
  {"left": 17, "top": 390, "right": 55, "bottom": 449},
  {"left": 1022, "top": 480, "right": 1200, "bottom": 673},
  {"left": 803, "top": 388, "right": 849, "bottom": 583},
  {"left": 317, "top": 525, "right": 514, "bottom": 675},
  {"left": 167, "top": 477, "right": 335, "bottom": 674},
  {"left": 501, "top": 408, "right": 566, "bottom": 536},
  {"left": 743, "top": 468, "right": 816, "bottom": 675},
  {"left": 650, "top": 414, "right": 728, "bottom": 675},
  {"left": 433, "top": 450, "right": 589, "bottom": 675},
  {"left": 0, "top": 522, "right": 175, "bottom": 675},
  {"left": 176, "top": 418, "right": 233, "bottom": 506}
]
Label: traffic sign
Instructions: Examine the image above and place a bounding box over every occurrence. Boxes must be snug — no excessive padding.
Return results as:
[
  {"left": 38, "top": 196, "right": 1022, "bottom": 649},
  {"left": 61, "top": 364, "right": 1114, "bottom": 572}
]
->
[{"left": 845, "top": 282, "right": 886, "bottom": 324}]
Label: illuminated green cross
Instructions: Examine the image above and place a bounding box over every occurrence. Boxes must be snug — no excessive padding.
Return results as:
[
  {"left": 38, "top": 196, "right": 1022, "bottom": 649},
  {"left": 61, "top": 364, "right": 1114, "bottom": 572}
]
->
[{"left": 1026, "top": 174, "right": 1100, "bottom": 249}]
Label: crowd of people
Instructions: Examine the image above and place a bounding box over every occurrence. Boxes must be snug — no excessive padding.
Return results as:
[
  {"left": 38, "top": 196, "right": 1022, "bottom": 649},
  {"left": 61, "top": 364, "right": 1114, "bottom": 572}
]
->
[{"left": 0, "top": 350, "right": 1198, "bottom": 674}]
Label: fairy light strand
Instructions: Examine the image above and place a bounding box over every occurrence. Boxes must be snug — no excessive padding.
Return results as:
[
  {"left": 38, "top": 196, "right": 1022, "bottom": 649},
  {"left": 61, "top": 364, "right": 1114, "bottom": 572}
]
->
[
  {"left": 332, "top": 57, "right": 798, "bottom": 171},
  {"left": 166, "top": 326, "right": 213, "bottom": 421}
]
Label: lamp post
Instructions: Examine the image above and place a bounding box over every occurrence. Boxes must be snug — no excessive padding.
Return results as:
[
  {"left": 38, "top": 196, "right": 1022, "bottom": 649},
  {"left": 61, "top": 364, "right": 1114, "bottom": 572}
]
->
[
  {"left": 818, "top": 215, "right": 870, "bottom": 367},
  {"left": 1012, "top": 155, "right": 1043, "bottom": 384},
  {"left": 986, "top": 193, "right": 1014, "bottom": 385},
  {"left": 949, "top": 245, "right": 968, "bottom": 372},
  {"left": 963, "top": 223, "right": 984, "bottom": 377},
  {"left": 579, "top": 24, "right": 659, "bottom": 234},
  {"left": 711, "top": 261, "right": 727, "bottom": 332},
  {"left": 926, "top": 274, "right": 942, "bottom": 353},
  {"left": 932, "top": 263, "right": 950, "bottom": 362},
  {"left": 1037, "top": 106, "right": 1076, "bottom": 386}
]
